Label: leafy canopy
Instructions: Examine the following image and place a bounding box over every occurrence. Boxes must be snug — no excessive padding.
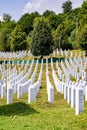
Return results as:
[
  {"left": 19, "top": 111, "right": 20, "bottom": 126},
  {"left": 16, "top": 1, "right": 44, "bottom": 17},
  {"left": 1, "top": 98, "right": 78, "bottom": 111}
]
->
[
  {"left": 62, "top": 0, "right": 72, "bottom": 13},
  {"left": 31, "top": 18, "right": 54, "bottom": 56},
  {"left": 10, "top": 25, "right": 27, "bottom": 51},
  {"left": 78, "top": 24, "right": 87, "bottom": 51}
]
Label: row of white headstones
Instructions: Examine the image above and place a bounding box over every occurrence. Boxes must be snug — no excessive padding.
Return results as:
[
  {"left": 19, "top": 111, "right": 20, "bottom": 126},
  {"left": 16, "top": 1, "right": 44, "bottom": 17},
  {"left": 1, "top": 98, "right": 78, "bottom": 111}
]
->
[
  {"left": 0, "top": 58, "right": 54, "bottom": 104},
  {"left": 0, "top": 55, "right": 87, "bottom": 115},
  {"left": 0, "top": 48, "right": 85, "bottom": 60},
  {"left": 48, "top": 56, "right": 87, "bottom": 115},
  {"left": 53, "top": 49, "right": 85, "bottom": 58},
  {"left": 0, "top": 50, "right": 33, "bottom": 59},
  {"left": 0, "top": 59, "right": 43, "bottom": 104}
]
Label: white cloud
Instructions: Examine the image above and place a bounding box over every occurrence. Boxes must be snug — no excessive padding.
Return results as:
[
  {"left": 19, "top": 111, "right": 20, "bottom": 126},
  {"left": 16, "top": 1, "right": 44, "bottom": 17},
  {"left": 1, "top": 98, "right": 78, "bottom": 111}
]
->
[
  {"left": 0, "top": 16, "right": 3, "bottom": 21},
  {"left": 23, "top": 0, "right": 83, "bottom": 15},
  {"left": 23, "top": 0, "right": 62, "bottom": 14},
  {"left": 72, "top": 0, "right": 83, "bottom": 9}
]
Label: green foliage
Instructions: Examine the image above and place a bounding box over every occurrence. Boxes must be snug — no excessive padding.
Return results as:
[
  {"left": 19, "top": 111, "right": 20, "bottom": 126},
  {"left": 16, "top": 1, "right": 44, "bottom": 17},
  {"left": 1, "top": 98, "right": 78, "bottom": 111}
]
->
[
  {"left": 3, "top": 13, "right": 11, "bottom": 23},
  {"left": 71, "top": 8, "right": 81, "bottom": 18},
  {"left": 31, "top": 18, "right": 54, "bottom": 56},
  {"left": 63, "top": 20, "right": 75, "bottom": 36},
  {"left": 26, "top": 32, "right": 33, "bottom": 49},
  {"left": 54, "top": 23, "right": 72, "bottom": 50},
  {"left": 56, "top": 14, "right": 65, "bottom": 25},
  {"left": 18, "top": 12, "right": 40, "bottom": 35},
  {"left": 43, "top": 10, "right": 55, "bottom": 17},
  {"left": 10, "top": 25, "right": 27, "bottom": 51},
  {"left": 79, "top": 14, "right": 87, "bottom": 28},
  {"left": 0, "top": 19, "right": 16, "bottom": 51},
  {"left": 69, "top": 29, "right": 78, "bottom": 49},
  {"left": 47, "top": 13, "right": 59, "bottom": 29},
  {"left": 0, "top": 1, "right": 87, "bottom": 51},
  {"left": 62, "top": 0, "right": 72, "bottom": 13},
  {"left": 78, "top": 24, "right": 87, "bottom": 51},
  {"left": 54, "top": 31, "right": 72, "bottom": 50},
  {"left": 0, "top": 29, "right": 8, "bottom": 51},
  {"left": 81, "top": 0, "right": 87, "bottom": 14}
]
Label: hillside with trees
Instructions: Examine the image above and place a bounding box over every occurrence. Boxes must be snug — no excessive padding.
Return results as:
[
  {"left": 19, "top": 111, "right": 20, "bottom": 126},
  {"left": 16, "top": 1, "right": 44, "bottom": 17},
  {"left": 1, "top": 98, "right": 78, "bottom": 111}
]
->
[{"left": 0, "top": 0, "right": 87, "bottom": 55}]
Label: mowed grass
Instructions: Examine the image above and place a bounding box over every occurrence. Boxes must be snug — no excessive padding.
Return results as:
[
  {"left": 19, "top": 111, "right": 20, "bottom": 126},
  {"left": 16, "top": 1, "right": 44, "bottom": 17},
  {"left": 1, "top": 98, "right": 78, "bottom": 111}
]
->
[{"left": 0, "top": 51, "right": 87, "bottom": 130}]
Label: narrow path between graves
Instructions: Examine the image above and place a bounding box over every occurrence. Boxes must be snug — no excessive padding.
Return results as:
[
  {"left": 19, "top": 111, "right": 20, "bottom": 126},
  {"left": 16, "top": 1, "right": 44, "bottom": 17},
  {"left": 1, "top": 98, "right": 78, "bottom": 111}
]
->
[
  {"left": 35, "top": 63, "right": 48, "bottom": 107},
  {"left": 35, "top": 62, "right": 70, "bottom": 110}
]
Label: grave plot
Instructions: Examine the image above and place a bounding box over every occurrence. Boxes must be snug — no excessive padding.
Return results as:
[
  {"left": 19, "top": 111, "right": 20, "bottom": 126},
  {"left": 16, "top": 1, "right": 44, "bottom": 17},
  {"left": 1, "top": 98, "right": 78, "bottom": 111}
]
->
[
  {"left": 0, "top": 58, "right": 44, "bottom": 105},
  {"left": 0, "top": 49, "right": 87, "bottom": 116},
  {"left": 49, "top": 55, "right": 87, "bottom": 115},
  {"left": 28, "top": 59, "right": 43, "bottom": 103},
  {"left": 0, "top": 50, "right": 27, "bottom": 59},
  {"left": 46, "top": 58, "right": 54, "bottom": 103},
  {"left": 0, "top": 59, "right": 32, "bottom": 103}
]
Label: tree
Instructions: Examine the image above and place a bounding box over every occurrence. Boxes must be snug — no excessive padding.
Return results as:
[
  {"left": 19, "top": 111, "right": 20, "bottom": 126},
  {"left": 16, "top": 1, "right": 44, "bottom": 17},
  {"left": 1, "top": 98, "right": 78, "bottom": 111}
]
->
[
  {"left": 78, "top": 24, "right": 87, "bottom": 55},
  {"left": 26, "top": 31, "right": 33, "bottom": 49},
  {"left": 31, "top": 18, "right": 54, "bottom": 56},
  {"left": 54, "top": 24, "right": 72, "bottom": 50},
  {"left": 62, "top": 0, "right": 72, "bottom": 13},
  {"left": 18, "top": 12, "right": 40, "bottom": 35},
  {"left": 0, "top": 29, "right": 8, "bottom": 51},
  {"left": 81, "top": 0, "right": 87, "bottom": 14},
  {"left": 0, "top": 19, "right": 16, "bottom": 51},
  {"left": 47, "top": 13, "right": 58, "bottom": 29},
  {"left": 10, "top": 25, "right": 27, "bottom": 51},
  {"left": 3, "top": 13, "right": 11, "bottom": 23},
  {"left": 43, "top": 10, "right": 55, "bottom": 17}
]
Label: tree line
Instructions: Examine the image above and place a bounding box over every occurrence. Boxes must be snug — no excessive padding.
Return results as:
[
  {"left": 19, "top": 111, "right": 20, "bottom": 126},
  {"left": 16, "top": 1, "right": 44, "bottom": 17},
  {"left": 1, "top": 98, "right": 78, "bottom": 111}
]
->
[{"left": 0, "top": 0, "right": 87, "bottom": 56}]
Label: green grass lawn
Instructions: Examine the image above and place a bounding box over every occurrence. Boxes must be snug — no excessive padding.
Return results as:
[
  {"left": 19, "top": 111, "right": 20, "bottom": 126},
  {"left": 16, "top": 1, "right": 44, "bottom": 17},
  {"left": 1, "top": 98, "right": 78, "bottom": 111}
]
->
[{"left": 0, "top": 50, "right": 87, "bottom": 130}]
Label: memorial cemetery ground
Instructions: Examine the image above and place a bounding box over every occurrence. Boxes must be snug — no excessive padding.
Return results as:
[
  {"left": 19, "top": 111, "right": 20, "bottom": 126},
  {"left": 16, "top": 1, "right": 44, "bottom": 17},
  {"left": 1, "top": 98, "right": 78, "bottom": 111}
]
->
[{"left": 0, "top": 49, "right": 87, "bottom": 130}]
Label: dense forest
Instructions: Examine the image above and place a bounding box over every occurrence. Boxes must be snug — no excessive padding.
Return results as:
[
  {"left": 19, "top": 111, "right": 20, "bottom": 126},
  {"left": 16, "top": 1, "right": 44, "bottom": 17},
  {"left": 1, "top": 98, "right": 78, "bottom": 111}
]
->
[{"left": 0, "top": 0, "right": 87, "bottom": 56}]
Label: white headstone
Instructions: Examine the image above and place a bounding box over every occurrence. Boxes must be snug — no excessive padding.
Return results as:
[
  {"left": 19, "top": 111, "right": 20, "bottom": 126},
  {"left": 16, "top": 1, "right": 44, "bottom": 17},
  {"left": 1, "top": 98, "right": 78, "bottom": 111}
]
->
[
  {"left": 1, "top": 83, "right": 6, "bottom": 98},
  {"left": 64, "top": 84, "right": 68, "bottom": 100},
  {"left": 17, "top": 85, "right": 22, "bottom": 99},
  {"left": 48, "top": 87, "right": 54, "bottom": 103},
  {"left": 75, "top": 85, "right": 84, "bottom": 115},
  {"left": 67, "top": 83, "right": 71, "bottom": 104},
  {"left": 28, "top": 87, "right": 34, "bottom": 103},
  {"left": 71, "top": 84, "right": 75, "bottom": 108},
  {"left": 7, "top": 87, "right": 13, "bottom": 104}
]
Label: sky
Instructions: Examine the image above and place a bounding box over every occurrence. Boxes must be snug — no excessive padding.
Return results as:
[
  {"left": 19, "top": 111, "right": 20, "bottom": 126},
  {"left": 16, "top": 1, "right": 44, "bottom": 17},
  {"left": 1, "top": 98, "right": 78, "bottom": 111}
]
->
[{"left": 0, "top": 0, "right": 84, "bottom": 21}]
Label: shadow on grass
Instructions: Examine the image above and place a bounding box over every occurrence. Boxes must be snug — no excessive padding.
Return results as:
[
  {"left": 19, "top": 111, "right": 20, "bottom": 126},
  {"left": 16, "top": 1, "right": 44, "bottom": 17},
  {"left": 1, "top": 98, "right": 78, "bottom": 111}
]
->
[{"left": 0, "top": 102, "right": 39, "bottom": 116}]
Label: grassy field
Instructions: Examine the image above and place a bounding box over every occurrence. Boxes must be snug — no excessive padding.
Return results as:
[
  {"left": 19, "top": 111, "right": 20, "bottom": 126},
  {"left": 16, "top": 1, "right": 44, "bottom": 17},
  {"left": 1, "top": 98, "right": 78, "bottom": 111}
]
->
[{"left": 0, "top": 50, "right": 87, "bottom": 130}]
